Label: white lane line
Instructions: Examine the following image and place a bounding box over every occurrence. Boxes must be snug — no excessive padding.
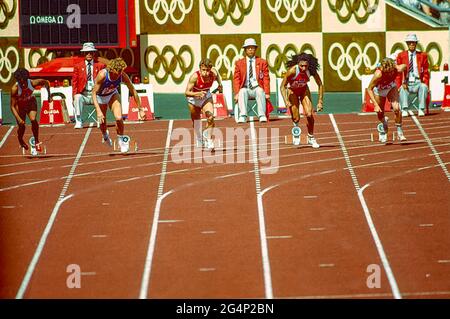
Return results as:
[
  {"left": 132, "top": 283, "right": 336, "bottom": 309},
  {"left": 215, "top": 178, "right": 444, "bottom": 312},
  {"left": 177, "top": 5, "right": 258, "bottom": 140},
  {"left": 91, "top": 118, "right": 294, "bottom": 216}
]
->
[
  {"left": 0, "top": 126, "right": 14, "bottom": 148},
  {"left": 158, "top": 219, "right": 183, "bottom": 223},
  {"left": 16, "top": 125, "right": 93, "bottom": 299},
  {"left": 201, "top": 231, "right": 216, "bottom": 234},
  {"left": 319, "top": 264, "right": 335, "bottom": 268},
  {"left": 418, "top": 224, "right": 434, "bottom": 228},
  {"left": 266, "top": 235, "right": 292, "bottom": 239},
  {"left": 409, "top": 111, "right": 450, "bottom": 182},
  {"left": 139, "top": 120, "right": 173, "bottom": 299},
  {"left": 92, "top": 235, "right": 108, "bottom": 238},
  {"left": 403, "top": 192, "right": 416, "bottom": 195},
  {"left": 329, "top": 114, "right": 401, "bottom": 299},
  {"left": 203, "top": 199, "right": 217, "bottom": 202},
  {"left": 250, "top": 118, "right": 273, "bottom": 299},
  {"left": 1, "top": 206, "right": 15, "bottom": 209},
  {"left": 199, "top": 268, "right": 216, "bottom": 272},
  {"left": 304, "top": 195, "right": 318, "bottom": 199},
  {"left": 309, "top": 227, "right": 326, "bottom": 231},
  {"left": 437, "top": 260, "right": 450, "bottom": 264},
  {"left": 80, "top": 272, "right": 97, "bottom": 276}
]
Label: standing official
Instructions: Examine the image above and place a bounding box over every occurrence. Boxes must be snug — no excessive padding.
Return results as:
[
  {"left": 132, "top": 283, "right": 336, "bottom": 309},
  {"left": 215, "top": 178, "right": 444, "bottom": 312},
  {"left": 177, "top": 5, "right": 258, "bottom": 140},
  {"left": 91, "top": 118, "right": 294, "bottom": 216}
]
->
[{"left": 72, "top": 42, "right": 106, "bottom": 128}]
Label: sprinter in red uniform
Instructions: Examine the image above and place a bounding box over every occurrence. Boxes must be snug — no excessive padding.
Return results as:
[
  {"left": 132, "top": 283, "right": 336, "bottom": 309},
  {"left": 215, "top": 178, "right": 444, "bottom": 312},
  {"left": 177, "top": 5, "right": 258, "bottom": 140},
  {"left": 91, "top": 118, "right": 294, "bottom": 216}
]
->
[
  {"left": 280, "top": 52, "right": 323, "bottom": 148},
  {"left": 10, "top": 68, "right": 51, "bottom": 154},
  {"left": 367, "top": 57, "right": 407, "bottom": 143},
  {"left": 185, "top": 58, "right": 223, "bottom": 149}
]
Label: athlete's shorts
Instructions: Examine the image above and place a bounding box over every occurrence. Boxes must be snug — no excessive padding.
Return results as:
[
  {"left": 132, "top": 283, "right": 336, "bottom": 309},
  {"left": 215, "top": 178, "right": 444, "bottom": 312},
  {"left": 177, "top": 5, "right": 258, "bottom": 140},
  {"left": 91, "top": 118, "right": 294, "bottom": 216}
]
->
[
  {"left": 374, "top": 82, "right": 396, "bottom": 97},
  {"left": 17, "top": 97, "right": 38, "bottom": 120},
  {"left": 97, "top": 90, "right": 119, "bottom": 105},
  {"left": 187, "top": 91, "right": 212, "bottom": 108}
]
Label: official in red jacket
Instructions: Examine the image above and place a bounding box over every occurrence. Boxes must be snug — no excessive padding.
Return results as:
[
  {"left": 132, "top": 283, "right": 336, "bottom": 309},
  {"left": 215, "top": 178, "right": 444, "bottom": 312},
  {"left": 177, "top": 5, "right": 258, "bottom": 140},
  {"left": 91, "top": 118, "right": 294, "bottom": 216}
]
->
[
  {"left": 233, "top": 38, "right": 270, "bottom": 123},
  {"left": 72, "top": 42, "right": 106, "bottom": 128},
  {"left": 395, "top": 34, "right": 429, "bottom": 117}
]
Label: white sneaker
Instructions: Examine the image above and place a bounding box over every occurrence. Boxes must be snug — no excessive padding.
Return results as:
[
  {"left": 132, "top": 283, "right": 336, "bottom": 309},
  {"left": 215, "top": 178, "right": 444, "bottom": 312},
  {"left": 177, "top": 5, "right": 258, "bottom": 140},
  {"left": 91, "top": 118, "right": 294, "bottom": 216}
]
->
[
  {"left": 396, "top": 126, "right": 406, "bottom": 141},
  {"left": 307, "top": 135, "right": 320, "bottom": 148},
  {"left": 259, "top": 115, "right": 267, "bottom": 123},
  {"left": 401, "top": 110, "right": 408, "bottom": 117},
  {"left": 238, "top": 115, "right": 247, "bottom": 123},
  {"left": 418, "top": 109, "right": 425, "bottom": 117},
  {"left": 397, "top": 131, "right": 407, "bottom": 141},
  {"left": 377, "top": 117, "right": 389, "bottom": 143},
  {"left": 30, "top": 147, "right": 38, "bottom": 156},
  {"left": 74, "top": 121, "right": 83, "bottom": 129}
]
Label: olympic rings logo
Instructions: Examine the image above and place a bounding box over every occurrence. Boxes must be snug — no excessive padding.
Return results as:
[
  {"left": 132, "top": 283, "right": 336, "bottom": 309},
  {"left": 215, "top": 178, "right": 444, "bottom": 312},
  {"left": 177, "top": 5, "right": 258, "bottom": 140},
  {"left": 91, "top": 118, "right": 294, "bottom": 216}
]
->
[
  {"left": 27, "top": 49, "right": 55, "bottom": 68},
  {"left": 0, "top": 45, "right": 19, "bottom": 83},
  {"left": 206, "top": 44, "right": 242, "bottom": 79},
  {"left": 266, "top": 0, "right": 315, "bottom": 23},
  {"left": 144, "top": 45, "right": 194, "bottom": 84},
  {"left": 0, "top": 0, "right": 17, "bottom": 30},
  {"left": 327, "top": 0, "right": 379, "bottom": 23},
  {"left": 144, "top": 0, "right": 194, "bottom": 25},
  {"left": 204, "top": 0, "right": 253, "bottom": 26},
  {"left": 390, "top": 42, "right": 443, "bottom": 67},
  {"left": 266, "top": 43, "right": 316, "bottom": 76},
  {"left": 328, "top": 42, "right": 380, "bottom": 81},
  {"left": 99, "top": 48, "right": 136, "bottom": 69}
]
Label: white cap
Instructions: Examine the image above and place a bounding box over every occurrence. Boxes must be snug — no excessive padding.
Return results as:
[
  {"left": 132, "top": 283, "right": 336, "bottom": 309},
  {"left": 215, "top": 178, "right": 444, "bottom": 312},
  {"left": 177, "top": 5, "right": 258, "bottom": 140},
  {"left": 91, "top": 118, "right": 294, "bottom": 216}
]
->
[
  {"left": 405, "top": 33, "right": 418, "bottom": 42},
  {"left": 242, "top": 38, "right": 258, "bottom": 48},
  {"left": 80, "top": 42, "right": 97, "bottom": 52}
]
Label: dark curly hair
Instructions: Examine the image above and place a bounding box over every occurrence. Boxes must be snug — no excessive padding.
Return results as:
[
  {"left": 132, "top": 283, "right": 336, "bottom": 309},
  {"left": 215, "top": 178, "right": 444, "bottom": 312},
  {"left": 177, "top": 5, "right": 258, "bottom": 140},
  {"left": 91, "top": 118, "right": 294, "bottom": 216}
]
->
[
  {"left": 14, "top": 68, "right": 30, "bottom": 81},
  {"left": 286, "top": 52, "right": 320, "bottom": 76}
]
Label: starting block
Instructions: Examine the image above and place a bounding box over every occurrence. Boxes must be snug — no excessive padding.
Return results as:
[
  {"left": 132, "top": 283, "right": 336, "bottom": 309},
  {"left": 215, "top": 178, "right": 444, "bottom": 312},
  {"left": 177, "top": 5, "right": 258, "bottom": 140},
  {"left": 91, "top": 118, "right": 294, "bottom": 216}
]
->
[
  {"left": 22, "top": 136, "right": 47, "bottom": 157},
  {"left": 112, "top": 135, "right": 138, "bottom": 154},
  {"left": 284, "top": 126, "right": 307, "bottom": 145}
]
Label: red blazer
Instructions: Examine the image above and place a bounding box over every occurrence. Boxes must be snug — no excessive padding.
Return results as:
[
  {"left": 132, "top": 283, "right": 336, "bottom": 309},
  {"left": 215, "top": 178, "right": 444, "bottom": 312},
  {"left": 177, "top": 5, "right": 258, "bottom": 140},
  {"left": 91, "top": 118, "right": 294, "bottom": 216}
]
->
[
  {"left": 233, "top": 57, "right": 270, "bottom": 95},
  {"left": 72, "top": 60, "right": 106, "bottom": 95},
  {"left": 395, "top": 51, "right": 429, "bottom": 88}
]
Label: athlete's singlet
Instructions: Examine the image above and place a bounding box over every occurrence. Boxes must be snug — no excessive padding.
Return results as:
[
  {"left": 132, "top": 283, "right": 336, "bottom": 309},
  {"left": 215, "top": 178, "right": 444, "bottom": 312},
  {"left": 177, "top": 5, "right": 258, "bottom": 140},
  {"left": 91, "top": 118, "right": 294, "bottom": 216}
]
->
[
  {"left": 98, "top": 70, "right": 122, "bottom": 97},
  {"left": 193, "top": 70, "right": 216, "bottom": 92},
  {"left": 287, "top": 65, "right": 311, "bottom": 96}
]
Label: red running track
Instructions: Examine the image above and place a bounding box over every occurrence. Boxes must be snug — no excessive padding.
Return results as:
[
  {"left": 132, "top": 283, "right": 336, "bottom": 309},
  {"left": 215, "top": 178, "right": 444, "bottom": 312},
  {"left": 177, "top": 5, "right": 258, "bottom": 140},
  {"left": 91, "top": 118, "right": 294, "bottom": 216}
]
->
[{"left": 0, "top": 110, "right": 449, "bottom": 299}]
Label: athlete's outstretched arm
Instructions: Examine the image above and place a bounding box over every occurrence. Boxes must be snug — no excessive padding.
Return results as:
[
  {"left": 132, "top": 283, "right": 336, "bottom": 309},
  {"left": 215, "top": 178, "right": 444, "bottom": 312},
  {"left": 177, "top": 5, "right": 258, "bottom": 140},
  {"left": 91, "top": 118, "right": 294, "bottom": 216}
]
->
[
  {"left": 123, "top": 72, "right": 146, "bottom": 120},
  {"left": 313, "top": 73, "right": 324, "bottom": 111}
]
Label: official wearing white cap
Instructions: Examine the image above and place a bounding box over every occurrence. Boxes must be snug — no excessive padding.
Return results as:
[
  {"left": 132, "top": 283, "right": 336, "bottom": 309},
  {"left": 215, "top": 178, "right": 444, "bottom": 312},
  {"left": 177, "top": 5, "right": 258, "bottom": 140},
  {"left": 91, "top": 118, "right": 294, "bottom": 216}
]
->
[
  {"left": 233, "top": 38, "right": 271, "bottom": 123},
  {"left": 72, "top": 42, "right": 106, "bottom": 128},
  {"left": 395, "top": 33, "right": 430, "bottom": 117}
]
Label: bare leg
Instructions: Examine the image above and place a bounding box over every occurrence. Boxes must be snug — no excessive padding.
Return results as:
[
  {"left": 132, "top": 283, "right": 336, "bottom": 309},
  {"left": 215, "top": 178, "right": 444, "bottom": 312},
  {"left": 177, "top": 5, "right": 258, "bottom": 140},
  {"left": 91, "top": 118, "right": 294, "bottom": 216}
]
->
[
  {"left": 188, "top": 103, "right": 202, "bottom": 142},
  {"left": 300, "top": 89, "right": 314, "bottom": 136}
]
